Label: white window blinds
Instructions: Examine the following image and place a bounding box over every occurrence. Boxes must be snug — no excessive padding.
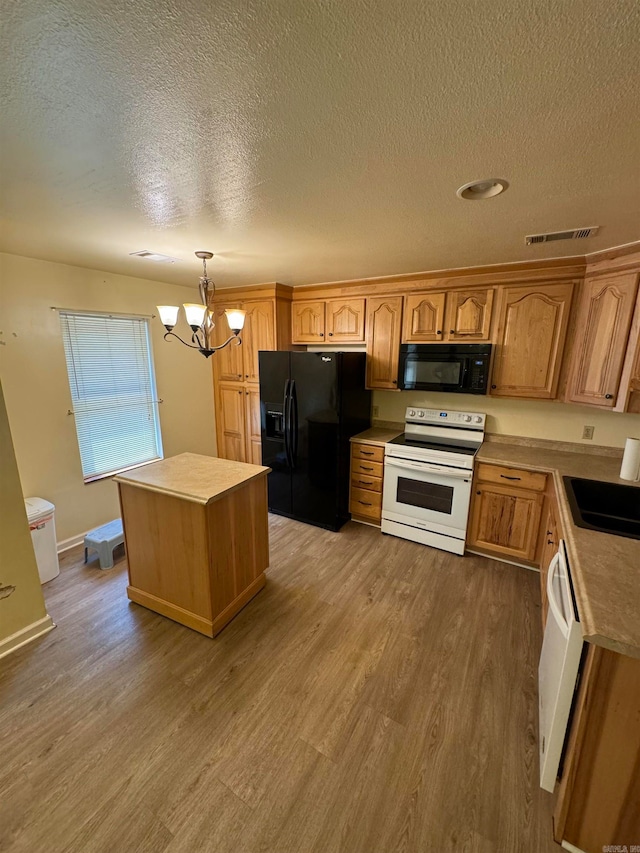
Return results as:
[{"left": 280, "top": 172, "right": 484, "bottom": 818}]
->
[{"left": 59, "top": 311, "right": 163, "bottom": 481}]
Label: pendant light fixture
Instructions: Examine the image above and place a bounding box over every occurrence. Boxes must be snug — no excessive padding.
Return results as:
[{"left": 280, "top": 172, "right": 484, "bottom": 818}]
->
[{"left": 157, "top": 252, "right": 245, "bottom": 358}]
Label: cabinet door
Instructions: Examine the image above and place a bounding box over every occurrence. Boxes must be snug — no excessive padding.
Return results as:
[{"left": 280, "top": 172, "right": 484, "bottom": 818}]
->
[
  {"left": 567, "top": 273, "right": 639, "bottom": 408},
  {"left": 212, "top": 303, "right": 244, "bottom": 383},
  {"left": 402, "top": 292, "right": 446, "bottom": 342},
  {"left": 325, "top": 298, "right": 365, "bottom": 343},
  {"left": 468, "top": 483, "right": 543, "bottom": 562},
  {"left": 366, "top": 296, "right": 403, "bottom": 389},
  {"left": 539, "top": 499, "right": 559, "bottom": 629},
  {"left": 491, "top": 282, "right": 574, "bottom": 399},
  {"left": 244, "top": 386, "right": 263, "bottom": 466},
  {"left": 242, "top": 300, "right": 275, "bottom": 383},
  {"left": 216, "top": 384, "right": 246, "bottom": 462},
  {"left": 445, "top": 289, "right": 494, "bottom": 341},
  {"left": 292, "top": 301, "right": 325, "bottom": 344}
]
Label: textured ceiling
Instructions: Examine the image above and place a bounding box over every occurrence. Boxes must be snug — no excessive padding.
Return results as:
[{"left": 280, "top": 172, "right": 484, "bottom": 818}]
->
[{"left": 1, "top": 0, "right": 639, "bottom": 288}]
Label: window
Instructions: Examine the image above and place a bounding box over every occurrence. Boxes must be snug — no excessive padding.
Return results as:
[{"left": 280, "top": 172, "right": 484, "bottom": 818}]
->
[{"left": 59, "top": 311, "right": 163, "bottom": 482}]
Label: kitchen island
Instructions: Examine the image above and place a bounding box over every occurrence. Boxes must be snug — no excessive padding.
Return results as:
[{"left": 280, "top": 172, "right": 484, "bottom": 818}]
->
[{"left": 115, "top": 453, "right": 270, "bottom": 637}]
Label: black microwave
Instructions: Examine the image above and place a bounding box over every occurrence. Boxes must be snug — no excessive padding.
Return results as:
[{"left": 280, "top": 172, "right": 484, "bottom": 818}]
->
[{"left": 398, "top": 343, "right": 492, "bottom": 394}]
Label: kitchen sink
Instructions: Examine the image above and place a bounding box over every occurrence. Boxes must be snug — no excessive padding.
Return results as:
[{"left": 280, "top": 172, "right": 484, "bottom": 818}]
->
[{"left": 563, "top": 476, "right": 640, "bottom": 540}]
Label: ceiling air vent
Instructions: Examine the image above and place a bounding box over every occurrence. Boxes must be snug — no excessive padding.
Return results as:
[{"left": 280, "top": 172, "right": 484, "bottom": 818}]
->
[
  {"left": 525, "top": 226, "right": 599, "bottom": 246},
  {"left": 130, "top": 250, "right": 179, "bottom": 263}
]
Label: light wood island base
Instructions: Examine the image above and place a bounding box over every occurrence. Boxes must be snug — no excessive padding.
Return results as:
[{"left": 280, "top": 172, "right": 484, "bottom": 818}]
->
[{"left": 115, "top": 453, "right": 270, "bottom": 637}]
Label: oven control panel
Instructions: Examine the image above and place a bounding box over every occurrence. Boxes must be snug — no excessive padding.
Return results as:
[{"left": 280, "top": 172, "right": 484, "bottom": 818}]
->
[{"left": 405, "top": 407, "right": 486, "bottom": 427}]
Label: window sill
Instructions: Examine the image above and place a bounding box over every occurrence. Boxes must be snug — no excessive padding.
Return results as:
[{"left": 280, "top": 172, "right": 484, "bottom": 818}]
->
[{"left": 83, "top": 457, "right": 163, "bottom": 484}]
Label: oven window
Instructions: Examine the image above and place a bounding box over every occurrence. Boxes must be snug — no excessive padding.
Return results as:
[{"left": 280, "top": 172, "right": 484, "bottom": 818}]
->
[
  {"left": 405, "top": 359, "right": 461, "bottom": 386},
  {"left": 396, "top": 477, "right": 454, "bottom": 514}
]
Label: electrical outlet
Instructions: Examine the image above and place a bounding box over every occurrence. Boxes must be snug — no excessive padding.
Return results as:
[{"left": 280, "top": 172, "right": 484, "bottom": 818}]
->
[
  {"left": 582, "top": 425, "right": 594, "bottom": 440},
  {"left": 372, "top": 406, "right": 379, "bottom": 418}
]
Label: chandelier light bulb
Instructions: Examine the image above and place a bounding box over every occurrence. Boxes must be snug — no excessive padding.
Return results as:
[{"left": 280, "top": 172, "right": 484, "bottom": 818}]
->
[
  {"left": 183, "top": 303, "right": 207, "bottom": 329},
  {"left": 225, "top": 308, "right": 246, "bottom": 334},
  {"left": 157, "top": 305, "right": 179, "bottom": 330}
]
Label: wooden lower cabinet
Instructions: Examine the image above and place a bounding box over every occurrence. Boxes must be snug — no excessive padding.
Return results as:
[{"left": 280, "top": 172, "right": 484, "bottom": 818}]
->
[
  {"left": 349, "top": 441, "right": 384, "bottom": 525},
  {"left": 217, "top": 384, "right": 247, "bottom": 462},
  {"left": 244, "top": 387, "right": 262, "bottom": 466},
  {"left": 467, "top": 463, "right": 546, "bottom": 563},
  {"left": 555, "top": 644, "right": 640, "bottom": 852}
]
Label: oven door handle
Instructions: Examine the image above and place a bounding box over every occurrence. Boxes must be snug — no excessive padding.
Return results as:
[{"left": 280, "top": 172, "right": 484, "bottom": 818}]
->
[
  {"left": 546, "top": 551, "right": 568, "bottom": 638},
  {"left": 385, "top": 458, "right": 472, "bottom": 479}
]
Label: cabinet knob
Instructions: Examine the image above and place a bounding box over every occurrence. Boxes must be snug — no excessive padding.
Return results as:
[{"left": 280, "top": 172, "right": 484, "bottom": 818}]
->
[
  {"left": 547, "top": 539, "right": 554, "bottom": 545},
  {"left": 605, "top": 394, "right": 613, "bottom": 399},
  {"left": 436, "top": 330, "right": 442, "bottom": 335},
  {"left": 392, "top": 379, "right": 397, "bottom": 384},
  {"left": 491, "top": 384, "right": 497, "bottom": 389},
  {"left": 245, "top": 374, "right": 249, "bottom": 378},
  {"left": 546, "top": 530, "right": 553, "bottom": 536},
  {"left": 476, "top": 491, "right": 481, "bottom": 495},
  {"left": 328, "top": 332, "right": 333, "bottom": 336},
  {"left": 450, "top": 329, "right": 455, "bottom": 334}
]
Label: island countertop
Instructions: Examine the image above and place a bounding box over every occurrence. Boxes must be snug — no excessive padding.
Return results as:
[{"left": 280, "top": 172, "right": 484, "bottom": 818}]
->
[
  {"left": 114, "top": 452, "right": 270, "bottom": 506},
  {"left": 478, "top": 440, "right": 640, "bottom": 660}
]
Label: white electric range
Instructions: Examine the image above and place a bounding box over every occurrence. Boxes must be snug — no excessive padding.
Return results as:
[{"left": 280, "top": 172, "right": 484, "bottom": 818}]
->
[{"left": 382, "top": 407, "right": 486, "bottom": 555}]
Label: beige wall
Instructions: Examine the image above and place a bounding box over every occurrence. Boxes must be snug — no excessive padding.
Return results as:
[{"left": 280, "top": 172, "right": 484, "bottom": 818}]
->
[
  {"left": 374, "top": 390, "right": 640, "bottom": 447},
  {"left": 0, "top": 253, "right": 216, "bottom": 543},
  {"left": 0, "top": 381, "right": 51, "bottom": 651}
]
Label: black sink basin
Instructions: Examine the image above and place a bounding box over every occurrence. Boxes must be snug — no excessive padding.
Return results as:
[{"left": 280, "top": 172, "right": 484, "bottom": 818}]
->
[{"left": 563, "top": 476, "right": 640, "bottom": 540}]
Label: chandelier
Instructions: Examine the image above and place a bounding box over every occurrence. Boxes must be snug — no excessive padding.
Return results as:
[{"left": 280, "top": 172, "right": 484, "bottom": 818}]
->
[{"left": 157, "top": 251, "right": 245, "bottom": 358}]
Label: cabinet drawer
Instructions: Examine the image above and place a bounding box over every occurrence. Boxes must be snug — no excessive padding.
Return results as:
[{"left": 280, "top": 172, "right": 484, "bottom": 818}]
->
[
  {"left": 476, "top": 462, "right": 547, "bottom": 492},
  {"left": 350, "top": 487, "right": 382, "bottom": 520},
  {"left": 351, "top": 459, "right": 384, "bottom": 478},
  {"left": 350, "top": 473, "right": 383, "bottom": 493},
  {"left": 351, "top": 443, "right": 384, "bottom": 463}
]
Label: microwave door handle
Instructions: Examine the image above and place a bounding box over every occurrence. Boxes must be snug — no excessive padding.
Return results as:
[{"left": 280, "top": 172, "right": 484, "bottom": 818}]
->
[{"left": 546, "top": 551, "right": 569, "bottom": 638}]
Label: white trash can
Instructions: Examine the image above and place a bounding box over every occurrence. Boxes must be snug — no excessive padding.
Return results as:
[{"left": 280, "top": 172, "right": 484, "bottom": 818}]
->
[{"left": 24, "top": 497, "right": 60, "bottom": 584}]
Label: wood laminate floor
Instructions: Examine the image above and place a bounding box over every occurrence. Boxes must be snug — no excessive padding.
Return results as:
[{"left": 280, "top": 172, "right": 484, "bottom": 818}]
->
[{"left": 0, "top": 517, "right": 559, "bottom": 853}]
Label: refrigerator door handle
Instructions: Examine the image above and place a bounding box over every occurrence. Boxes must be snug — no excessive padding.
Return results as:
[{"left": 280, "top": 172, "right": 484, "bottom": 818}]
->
[
  {"left": 283, "top": 379, "right": 292, "bottom": 468},
  {"left": 290, "top": 380, "right": 298, "bottom": 464}
]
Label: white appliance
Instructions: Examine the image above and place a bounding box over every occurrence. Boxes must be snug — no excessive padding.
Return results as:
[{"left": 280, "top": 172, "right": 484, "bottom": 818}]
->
[
  {"left": 539, "top": 540, "right": 583, "bottom": 792},
  {"left": 24, "top": 497, "right": 60, "bottom": 584},
  {"left": 382, "top": 407, "right": 485, "bottom": 554}
]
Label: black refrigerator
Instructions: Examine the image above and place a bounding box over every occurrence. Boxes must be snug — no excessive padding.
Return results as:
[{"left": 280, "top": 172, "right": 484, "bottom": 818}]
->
[{"left": 259, "top": 351, "right": 371, "bottom": 531}]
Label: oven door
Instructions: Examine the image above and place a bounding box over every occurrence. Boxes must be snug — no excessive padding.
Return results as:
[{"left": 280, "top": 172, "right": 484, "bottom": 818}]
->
[{"left": 382, "top": 457, "right": 473, "bottom": 535}]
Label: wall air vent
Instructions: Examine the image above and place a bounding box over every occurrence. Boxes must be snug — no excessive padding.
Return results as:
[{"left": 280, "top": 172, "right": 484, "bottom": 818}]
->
[
  {"left": 525, "top": 227, "right": 599, "bottom": 246},
  {"left": 130, "top": 250, "right": 179, "bottom": 263}
]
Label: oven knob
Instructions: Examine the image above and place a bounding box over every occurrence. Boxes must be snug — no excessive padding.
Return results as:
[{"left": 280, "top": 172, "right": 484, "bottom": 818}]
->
[
  {"left": 408, "top": 409, "right": 416, "bottom": 417},
  {"left": 474, "top": 416, "right": 483, "bottom": 424},
  {"left": 417, "top": 411, "right": 425, "bottom": 418},
  {"left": 463, "top": 415, "right": 472, "bottom": 422}
]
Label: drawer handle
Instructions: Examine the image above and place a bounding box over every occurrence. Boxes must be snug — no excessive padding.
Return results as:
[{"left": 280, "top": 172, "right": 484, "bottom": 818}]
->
[
  {"left": 358, "top": 500, "right": 372, "bottom": 506},
  {"left": 605, "top": 394, "right": 613, "bottom": 399},
  {"left": 358, "top": 480, "right": 373, "bottom": 485},
  {"left": 360, "top": 466, "right": 374, "bottom": 471},
  {"left": 360, "top": 450, "right": 374, "bottom": 456},
  {"left": 500, "top": 474, "right": 521, "bottom": 480}
]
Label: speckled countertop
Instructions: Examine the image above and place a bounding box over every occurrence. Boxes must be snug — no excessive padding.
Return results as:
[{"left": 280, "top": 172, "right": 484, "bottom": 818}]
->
[
  {"left": 478, "top": 442, "right": 640, "bottom": 659},
  {"left": 114, "top": 453, "right": 270, "bottom": 505},
  {"left": 350, "top": 426, "right": 403, "bottom": 446}
]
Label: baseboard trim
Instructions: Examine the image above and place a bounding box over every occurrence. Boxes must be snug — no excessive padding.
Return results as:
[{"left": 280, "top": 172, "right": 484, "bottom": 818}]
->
[
  {"left": 0, "top": 614, "right": 56, "bottom": 660},
  {"left": 57, "top": 531, "right": 88, "bottom": 554},
  {"left": 465, "top": 548, "right": 539, "bottom": 572}
]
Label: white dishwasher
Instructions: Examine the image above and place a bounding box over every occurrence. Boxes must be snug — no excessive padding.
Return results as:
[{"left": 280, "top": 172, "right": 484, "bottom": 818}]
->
[{"left": 538, "top": 539, "right": 583, "bottom": 792}]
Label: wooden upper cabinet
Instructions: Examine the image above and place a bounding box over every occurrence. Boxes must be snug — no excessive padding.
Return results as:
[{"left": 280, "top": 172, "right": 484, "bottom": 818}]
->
[
  {"left": 212, "top": 302, "right": 244, "bottom": 383},
  {"left": 366, "top": 296, "right": 403, "bottom": 389},
  {"left": 490, "top": 281, "right": 575, "bottom": 399},
  {"left": 402, "top": 288, "right": 494, "bottom": 342},
  {"left": 325, "top": 298, "right": 365, "bottom": 343},
  {"left": 446, "top": 289, "right": 494, "bottom": 341},
  {"left": 292, "top": 301, "right": 325, "bottom": 343},
  {"left": 242, "top": 300, "right": 275, "bottom": 383},
  {"left": 567, "top": 272, "right": 639, "bottom": 408},
  {"left": 402, "top": 292, "right": 446, "bottom": 342}
]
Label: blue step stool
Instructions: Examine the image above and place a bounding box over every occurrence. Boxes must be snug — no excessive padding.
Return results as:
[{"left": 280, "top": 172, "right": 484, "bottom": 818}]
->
[{"left": 84, "top": 519, "right": 124, "bottom": 570}]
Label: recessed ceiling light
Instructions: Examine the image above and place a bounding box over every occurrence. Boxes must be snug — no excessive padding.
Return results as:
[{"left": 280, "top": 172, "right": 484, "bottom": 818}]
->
[
  {"left": 130, "top": 250, "right": 180, "bottom": 263},
  {"left": 456, "top": 178, "right": 509, "bottom": 200}
]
